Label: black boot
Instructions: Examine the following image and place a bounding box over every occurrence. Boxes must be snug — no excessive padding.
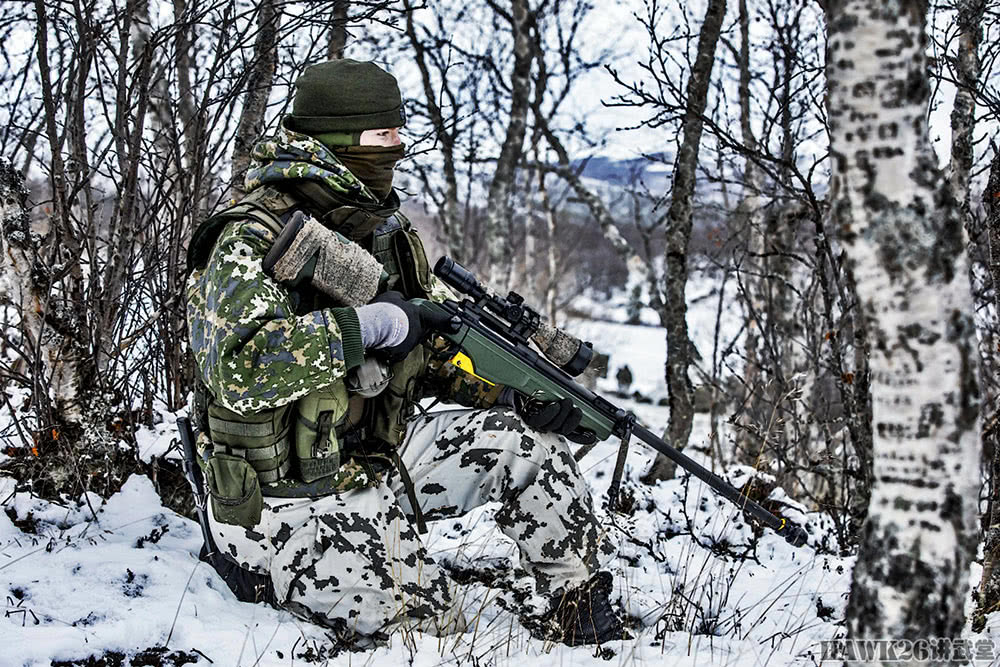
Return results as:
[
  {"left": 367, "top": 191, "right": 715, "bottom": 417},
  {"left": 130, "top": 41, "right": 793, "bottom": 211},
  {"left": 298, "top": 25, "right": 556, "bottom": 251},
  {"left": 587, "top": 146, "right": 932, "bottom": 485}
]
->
[{"left": 550, "top": 572, "right": 627, "bottom": 646}]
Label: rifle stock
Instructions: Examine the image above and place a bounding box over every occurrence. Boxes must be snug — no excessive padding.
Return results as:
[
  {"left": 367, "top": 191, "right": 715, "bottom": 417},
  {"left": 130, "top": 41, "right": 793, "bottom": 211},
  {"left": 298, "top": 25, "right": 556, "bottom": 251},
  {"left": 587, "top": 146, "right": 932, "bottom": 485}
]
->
[{"left": 177, "top": 417, "right": 221, "bottom": 562}]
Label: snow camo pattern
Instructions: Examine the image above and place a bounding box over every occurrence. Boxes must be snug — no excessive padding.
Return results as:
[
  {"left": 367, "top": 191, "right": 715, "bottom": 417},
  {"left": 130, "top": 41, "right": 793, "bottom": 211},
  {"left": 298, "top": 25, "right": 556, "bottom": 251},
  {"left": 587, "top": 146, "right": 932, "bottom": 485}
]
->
[
  {"left": 187, "top": 130, "right": 612, "bottom": 633},
  {"left": 208, "top": 407, "right": 615, "bottom": 635}
]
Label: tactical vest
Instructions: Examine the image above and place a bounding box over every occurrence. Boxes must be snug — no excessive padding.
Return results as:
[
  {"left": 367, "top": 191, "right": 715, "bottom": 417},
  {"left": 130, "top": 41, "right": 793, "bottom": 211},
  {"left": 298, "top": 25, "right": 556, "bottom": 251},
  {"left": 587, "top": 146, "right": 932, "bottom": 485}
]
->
[{"left": 188, "top": 186, "right": 436, "bottom": 519}]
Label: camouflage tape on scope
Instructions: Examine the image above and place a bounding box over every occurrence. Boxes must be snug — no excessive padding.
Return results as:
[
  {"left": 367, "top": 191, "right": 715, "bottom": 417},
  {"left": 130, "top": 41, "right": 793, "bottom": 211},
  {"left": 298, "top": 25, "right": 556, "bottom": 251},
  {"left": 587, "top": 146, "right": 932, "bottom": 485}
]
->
[
  {"left": 532, "top": 322, "right": 586, "bottom": 371},
  {"left": 436, "top": 263, "right": 591, "bottom": 374}
]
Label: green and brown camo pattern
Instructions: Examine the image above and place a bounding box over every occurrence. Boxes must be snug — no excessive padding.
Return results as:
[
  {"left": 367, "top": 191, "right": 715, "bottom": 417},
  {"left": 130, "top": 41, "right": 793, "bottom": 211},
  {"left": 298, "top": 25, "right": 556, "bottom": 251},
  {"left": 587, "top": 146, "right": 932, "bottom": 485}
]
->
[
  {"left": 421, "top": 337, "right": 504, "bottom": 410},
  {"left": 188, "top": 132, "right": 497, "bottom": 418},
  {"left": 186, "top": 218, "right": 352, "bottom": 415},
  {"left": 244, "top": 128, "right": 380, "bottom": 200}
]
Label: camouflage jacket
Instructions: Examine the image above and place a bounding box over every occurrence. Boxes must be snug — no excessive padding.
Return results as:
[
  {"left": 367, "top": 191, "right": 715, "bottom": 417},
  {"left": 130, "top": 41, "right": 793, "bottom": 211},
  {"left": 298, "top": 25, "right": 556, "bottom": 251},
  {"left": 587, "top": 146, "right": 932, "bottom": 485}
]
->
[{"left": 186, "top": 129, "right": 502, "bottom": 419}]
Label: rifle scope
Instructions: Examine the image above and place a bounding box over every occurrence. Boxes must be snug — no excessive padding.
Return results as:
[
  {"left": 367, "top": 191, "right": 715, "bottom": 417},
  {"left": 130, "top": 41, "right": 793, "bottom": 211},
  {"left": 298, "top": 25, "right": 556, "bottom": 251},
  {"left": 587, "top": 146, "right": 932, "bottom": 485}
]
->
[
  {"left": 435, "top": 257, "right": 487, "bottom": 301},
  {"left": 434, "top": 256, "right": 594, "bottom": 377}
]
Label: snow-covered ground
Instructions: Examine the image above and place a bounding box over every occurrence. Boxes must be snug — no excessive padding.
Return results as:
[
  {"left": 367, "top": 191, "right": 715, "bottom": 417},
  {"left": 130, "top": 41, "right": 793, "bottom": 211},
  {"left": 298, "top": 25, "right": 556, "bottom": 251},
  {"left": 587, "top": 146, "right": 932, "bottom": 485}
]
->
[
  {"left": 1, "top": 308, "right": 860, "bottom": 666},
  {"left": 0, "top": 411, "right": 851, "bottom": 667},
  {"left": 568, "top": 272, "right": 745, "bottom": 404}
]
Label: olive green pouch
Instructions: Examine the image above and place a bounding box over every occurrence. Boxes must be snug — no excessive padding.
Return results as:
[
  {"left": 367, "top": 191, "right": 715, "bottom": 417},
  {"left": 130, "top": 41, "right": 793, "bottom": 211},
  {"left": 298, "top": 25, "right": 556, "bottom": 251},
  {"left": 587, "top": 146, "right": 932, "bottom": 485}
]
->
[
  {"left": 206, "top": 403, "right": 293, "bottom": 485},
  {"left": 206, "top": 451, "right": 263, "bottom": 528},
  {"left": 295, "top": 385, "right": 348, "bottom": 483},
  {"left": 393, "top": 228, "right": 433, "bottom": 296},
  {"left": 372, "top": 346, "right": 427, "bottom": 447}
]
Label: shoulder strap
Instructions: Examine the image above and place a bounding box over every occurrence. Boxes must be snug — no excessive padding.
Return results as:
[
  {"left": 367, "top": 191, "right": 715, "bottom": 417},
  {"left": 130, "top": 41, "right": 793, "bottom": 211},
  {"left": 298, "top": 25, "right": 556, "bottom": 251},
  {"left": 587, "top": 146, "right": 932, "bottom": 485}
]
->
[
  {"left": 392, "top": 208, "right": 413, "bottom": 231},
  {"left": 186, "top": 197, "right": 287, "bottom": 273},
  {"left": 288, "top": 180, "right": 402, "bottom": 240}
]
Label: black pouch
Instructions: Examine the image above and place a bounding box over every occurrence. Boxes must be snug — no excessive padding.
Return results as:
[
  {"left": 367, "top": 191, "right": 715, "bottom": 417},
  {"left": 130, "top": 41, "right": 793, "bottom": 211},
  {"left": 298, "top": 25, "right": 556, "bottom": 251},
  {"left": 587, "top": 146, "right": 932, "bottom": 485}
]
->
[{"left": 205, "top": 451, "right": 263, "bottom": 528}]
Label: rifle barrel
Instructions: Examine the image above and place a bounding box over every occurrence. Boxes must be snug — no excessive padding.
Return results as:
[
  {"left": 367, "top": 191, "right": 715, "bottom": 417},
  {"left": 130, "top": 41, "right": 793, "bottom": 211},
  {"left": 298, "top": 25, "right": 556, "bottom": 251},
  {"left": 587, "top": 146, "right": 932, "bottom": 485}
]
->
[
  {"left": 630, "top": 423, "right": 782, "bottom": 531},
  {"left": 427, "top": 297, "right": 809, "bottom": 548}
]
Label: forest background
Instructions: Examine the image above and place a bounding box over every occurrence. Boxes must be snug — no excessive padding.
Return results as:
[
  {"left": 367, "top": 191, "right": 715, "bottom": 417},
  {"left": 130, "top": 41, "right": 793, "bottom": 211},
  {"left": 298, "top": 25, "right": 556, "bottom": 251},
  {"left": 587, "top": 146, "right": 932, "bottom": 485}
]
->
[{"left": 1, "top": 0, "right": 1000, "bottom": 662}]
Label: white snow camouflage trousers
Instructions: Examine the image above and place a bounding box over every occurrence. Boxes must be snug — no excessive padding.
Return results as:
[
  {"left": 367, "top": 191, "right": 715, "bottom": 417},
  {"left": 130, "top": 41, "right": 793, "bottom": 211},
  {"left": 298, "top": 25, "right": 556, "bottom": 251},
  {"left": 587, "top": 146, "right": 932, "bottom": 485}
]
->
[{"left": 207, "top": 406, "right": 615, "bottom": 635}]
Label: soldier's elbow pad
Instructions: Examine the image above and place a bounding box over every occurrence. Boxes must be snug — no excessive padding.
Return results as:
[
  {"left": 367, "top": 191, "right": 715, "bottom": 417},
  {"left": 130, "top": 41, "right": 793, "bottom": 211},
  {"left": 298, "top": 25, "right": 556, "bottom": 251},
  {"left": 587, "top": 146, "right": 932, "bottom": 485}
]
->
[{"left": 263, "top": 211, "right": 384, "bottom": 307}]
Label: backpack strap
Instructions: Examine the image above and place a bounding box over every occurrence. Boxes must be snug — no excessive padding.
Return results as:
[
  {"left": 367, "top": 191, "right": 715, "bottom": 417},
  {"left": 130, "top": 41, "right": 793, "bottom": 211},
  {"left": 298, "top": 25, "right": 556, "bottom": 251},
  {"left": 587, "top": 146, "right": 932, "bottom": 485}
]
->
[{"left": 186, "top": 190, "right": 294, "bottom": 273}]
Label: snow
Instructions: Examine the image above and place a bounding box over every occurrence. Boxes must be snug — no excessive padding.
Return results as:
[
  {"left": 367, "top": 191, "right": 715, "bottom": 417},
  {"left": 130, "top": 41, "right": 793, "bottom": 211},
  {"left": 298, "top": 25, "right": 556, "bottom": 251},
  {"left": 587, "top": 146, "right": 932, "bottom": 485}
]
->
[
  {"left": 5, "top": 283, "right": 995, "bottom": 665},
  {"left": 134, "top": 399, "right": 189, "bottom": 464},
  {"left": 567, "top": 272, "right": 745, "bottom": 402},
  {"left": 0, "top": 451, "right": 852, "bottom": 666},
  {"left": 1, "top": 329, "right": 857, "bottom": 665}
]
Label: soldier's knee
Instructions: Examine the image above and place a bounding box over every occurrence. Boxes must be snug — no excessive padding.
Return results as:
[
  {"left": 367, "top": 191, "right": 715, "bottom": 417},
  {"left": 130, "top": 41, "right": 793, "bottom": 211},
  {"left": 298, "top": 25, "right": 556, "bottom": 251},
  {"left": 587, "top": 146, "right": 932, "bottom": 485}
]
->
[
  {"left": 480, "top": 406, "right": 526, "bottom": 433},
  {"left": 477, "top": 406, "right": 581, "bottom": 473}
]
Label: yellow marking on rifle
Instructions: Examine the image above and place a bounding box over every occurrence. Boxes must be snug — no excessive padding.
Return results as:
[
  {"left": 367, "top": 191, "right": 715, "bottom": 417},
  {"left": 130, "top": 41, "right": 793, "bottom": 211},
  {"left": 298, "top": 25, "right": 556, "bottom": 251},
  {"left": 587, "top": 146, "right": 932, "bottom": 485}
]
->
[{"left": 449, "top": 352, "right": 496, "bottom": 386}]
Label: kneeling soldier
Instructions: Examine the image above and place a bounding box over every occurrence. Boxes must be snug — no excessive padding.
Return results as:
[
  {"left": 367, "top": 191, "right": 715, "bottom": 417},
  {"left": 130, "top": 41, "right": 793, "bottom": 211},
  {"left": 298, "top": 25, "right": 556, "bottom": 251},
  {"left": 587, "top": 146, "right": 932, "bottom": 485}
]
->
[{"left": 185, "top": 59, "right": 624, "bottom": 646}]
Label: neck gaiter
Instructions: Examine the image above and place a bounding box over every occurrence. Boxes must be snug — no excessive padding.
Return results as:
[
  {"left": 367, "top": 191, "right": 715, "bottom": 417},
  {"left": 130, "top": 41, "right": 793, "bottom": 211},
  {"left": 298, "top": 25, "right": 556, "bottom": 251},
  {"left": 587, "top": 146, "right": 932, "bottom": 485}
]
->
[{"left": 333, "top": 144, "right": 406, "bottom": 200}]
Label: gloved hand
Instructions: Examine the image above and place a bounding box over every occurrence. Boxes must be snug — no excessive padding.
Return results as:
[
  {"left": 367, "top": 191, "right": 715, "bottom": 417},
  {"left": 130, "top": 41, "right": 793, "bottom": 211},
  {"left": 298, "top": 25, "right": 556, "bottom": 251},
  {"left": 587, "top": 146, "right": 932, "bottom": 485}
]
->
[
  {"left": 356, "top": 290, "right": 459, "bottom": 363},
  {"left": 514, "top": 395, "right": 587, "bottom": 443}
]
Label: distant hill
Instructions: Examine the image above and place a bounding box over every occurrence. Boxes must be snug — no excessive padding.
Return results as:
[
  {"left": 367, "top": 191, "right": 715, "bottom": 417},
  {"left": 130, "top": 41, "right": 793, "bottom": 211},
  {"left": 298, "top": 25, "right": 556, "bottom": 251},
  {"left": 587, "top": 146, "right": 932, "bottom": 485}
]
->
[{"left": 572, "top": 152, "right": 672, "bottom": 187}]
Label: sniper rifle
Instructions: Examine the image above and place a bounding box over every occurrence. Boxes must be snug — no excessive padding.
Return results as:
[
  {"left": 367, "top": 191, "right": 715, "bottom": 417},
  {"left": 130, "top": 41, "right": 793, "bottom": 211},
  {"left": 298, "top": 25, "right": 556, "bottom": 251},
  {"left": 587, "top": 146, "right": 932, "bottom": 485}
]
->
[{"left": 418, "top": 257, "right": 809, "bottom": 548}]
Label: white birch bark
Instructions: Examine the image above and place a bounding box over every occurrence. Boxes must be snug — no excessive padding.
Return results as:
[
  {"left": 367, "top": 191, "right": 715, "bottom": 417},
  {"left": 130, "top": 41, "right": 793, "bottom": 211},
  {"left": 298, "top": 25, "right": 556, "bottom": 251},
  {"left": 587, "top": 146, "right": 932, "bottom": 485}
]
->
[
  {"left": 0, "top": 160, "right": 81, "bottom": 423},
  {"left": 485, "top": 0, "right": 533, "bottom": 289},
  {"left": 830, "top": 0, "right": 981, "bottom": 641},
  {"left": 976, "top": 145, "right": 1000, "bottom": 631},
  {"left": 735, "top": 0, "right": 768, "bottom": 464}
]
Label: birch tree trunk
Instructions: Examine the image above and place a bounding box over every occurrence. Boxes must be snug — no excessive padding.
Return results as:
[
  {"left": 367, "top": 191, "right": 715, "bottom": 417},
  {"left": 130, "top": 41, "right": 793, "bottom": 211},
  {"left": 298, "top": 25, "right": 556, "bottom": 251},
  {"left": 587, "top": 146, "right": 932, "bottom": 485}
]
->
[
  {"left": 403, "top": 0, "right": 463, "bottom": 259},
  {"left": 0, "top": 159, "right": 118, "bottom": 501},
  {"left": 976, "top": 148, "right": 1000, "bottom": 629},
  {"left": 539, "top": 169, "right": 559, "bottom": 323},
  {"left": 328, "top": 0, "right": 349, "bottom": 59},
  {"left": 485, "top": 0, "right": 533, "bottom": 289},
  {"left": 642, "top": 0, "right": 727, "bottom": 483},
  {"left": 32, "top": 0, "right": 88, "bottom": 426},
  {"left": 949, "top": 0, "right": 983, "bottom": 211},
  {"left": 987, "top": 150, "right": 1000, "bottom": 344},
  {"left": 938, "top": 0, "right": 999, "bottom": 632},
  {"left": 160, "top": 0, "right": 199, "bottom": 411},
  {"left": 831, "top": 0, "right": 981, "bottom": 640},
  {"left": 735, "top": 0, "right": 769, "bottom": 464},
  {"left": 231, "top": 0, "right": 280, "bottom": 194},
  {"left": 0, "top": 161, "right": 64, "bottom": 425}
]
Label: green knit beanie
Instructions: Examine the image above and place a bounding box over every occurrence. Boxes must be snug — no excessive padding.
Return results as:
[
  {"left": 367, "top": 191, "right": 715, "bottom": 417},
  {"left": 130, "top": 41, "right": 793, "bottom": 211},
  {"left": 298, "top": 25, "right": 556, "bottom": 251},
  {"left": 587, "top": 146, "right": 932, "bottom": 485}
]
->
[{"left": 285, "top": 60, "right": 406, "bottom": 134}]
